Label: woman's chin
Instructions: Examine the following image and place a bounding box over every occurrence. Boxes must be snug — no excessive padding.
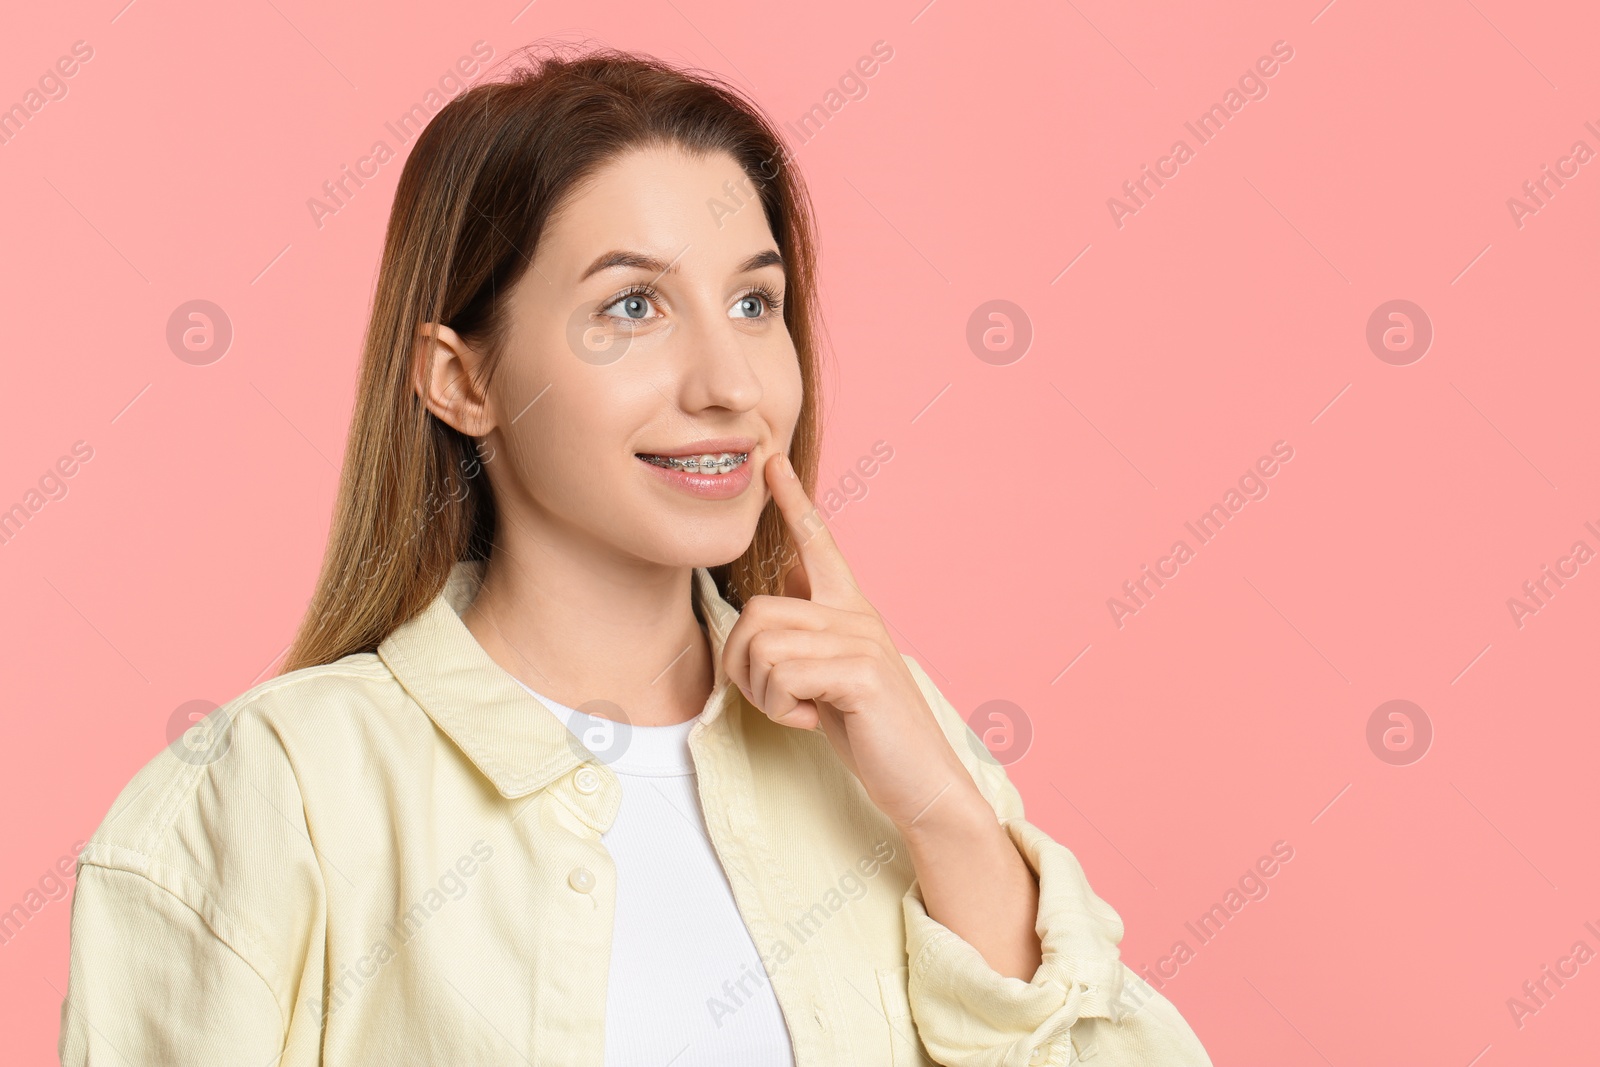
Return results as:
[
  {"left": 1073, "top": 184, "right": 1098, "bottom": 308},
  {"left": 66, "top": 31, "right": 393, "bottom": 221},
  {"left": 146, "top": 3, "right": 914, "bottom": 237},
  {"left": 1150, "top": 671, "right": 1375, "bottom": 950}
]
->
[{"left": 635, "top": 528, "right": 759, "bottom": 572}]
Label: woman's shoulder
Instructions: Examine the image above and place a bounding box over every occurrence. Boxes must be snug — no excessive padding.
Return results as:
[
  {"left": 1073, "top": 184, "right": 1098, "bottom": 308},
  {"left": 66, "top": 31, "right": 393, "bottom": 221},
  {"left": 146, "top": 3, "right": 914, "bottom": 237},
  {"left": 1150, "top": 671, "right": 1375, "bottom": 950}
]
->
[{"left": 76, "top": 651, "right": 412, "bottom": 903}]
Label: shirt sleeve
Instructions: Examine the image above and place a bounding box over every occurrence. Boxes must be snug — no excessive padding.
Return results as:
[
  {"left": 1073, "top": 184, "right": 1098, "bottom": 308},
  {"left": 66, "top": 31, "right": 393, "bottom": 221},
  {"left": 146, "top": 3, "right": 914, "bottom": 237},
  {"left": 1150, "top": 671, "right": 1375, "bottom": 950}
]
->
[
  {"left": 57, "top": 700, "right": 326, "bottom": 1067},
  {"left": 897, "top": 654, "right": 1214, "bottom": 1067},
  {"left": 58, "top": 863, "right": 288, "bottom": 1066}
]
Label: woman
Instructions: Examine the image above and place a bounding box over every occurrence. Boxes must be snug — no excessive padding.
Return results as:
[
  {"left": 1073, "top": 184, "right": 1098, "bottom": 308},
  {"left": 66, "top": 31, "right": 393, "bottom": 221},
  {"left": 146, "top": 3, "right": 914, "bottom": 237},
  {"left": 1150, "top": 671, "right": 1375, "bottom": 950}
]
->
[{"left": 59, "top": 45, "right": 1212, "bottom": 1067}]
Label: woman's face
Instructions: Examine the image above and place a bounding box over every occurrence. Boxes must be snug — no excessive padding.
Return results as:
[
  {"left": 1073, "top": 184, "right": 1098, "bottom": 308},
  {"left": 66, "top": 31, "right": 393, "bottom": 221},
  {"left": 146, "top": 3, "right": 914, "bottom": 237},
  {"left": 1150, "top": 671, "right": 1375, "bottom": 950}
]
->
[{"left": 454, "top": 144, "right": 804, "bottom": 572}]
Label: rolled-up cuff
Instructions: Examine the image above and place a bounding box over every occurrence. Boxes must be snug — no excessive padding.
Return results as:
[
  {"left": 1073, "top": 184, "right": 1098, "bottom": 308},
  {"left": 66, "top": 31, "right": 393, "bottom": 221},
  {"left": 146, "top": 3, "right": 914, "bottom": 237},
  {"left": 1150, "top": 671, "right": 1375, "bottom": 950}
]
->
[{"left": 901, "top": 816, "right": 1128, "bottom": 1063}]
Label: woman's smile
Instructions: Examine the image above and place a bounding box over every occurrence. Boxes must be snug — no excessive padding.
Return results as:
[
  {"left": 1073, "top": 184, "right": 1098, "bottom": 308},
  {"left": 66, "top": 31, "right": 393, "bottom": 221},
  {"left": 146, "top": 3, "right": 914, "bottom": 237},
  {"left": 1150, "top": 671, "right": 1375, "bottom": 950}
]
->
[{"left": 635, "top": 436, "right": 759, "bottom": 500}]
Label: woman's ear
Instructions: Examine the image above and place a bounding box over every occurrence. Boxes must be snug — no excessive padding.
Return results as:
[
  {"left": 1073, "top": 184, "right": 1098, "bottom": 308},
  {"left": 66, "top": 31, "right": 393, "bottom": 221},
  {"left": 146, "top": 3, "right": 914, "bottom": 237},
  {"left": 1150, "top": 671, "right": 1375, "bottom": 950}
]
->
[{"left": 414, "top": 323, "right": 495, "bottom": 437}]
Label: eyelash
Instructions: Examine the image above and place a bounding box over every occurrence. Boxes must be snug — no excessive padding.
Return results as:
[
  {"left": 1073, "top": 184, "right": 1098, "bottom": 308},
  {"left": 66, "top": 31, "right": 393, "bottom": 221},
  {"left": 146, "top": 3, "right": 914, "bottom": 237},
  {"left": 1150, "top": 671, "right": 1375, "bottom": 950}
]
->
[{"left": 602, "top": 283, "right": 785, "bottom": 321}]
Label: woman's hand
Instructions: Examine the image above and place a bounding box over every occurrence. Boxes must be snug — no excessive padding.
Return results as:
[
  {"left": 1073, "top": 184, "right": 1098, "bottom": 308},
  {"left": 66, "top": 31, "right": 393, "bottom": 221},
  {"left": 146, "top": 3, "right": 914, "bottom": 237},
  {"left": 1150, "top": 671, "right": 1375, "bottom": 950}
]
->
[{"left": 721, "top": 453, "right": 984, "bottom": 835}]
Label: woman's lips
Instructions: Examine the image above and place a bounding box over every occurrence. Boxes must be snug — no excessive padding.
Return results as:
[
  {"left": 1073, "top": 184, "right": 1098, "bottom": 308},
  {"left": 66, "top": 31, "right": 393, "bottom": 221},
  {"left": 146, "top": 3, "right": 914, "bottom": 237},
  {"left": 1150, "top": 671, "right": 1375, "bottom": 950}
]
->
[{"left": 635, "top": 452, "right": 755, "bottom": 500}]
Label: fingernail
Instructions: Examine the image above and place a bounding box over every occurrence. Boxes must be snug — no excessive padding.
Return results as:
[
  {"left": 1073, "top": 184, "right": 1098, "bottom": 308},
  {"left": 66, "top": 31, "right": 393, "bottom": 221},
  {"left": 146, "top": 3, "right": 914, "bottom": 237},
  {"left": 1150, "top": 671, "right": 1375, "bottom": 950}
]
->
[{"left": 781, "top": 454, "right": 796, "bottom": 480}]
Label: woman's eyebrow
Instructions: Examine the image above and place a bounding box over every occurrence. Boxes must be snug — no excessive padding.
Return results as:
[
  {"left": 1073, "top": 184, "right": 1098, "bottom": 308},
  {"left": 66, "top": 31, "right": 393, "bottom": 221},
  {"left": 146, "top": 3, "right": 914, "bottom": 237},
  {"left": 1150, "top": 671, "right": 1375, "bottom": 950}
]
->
[{"left": 578, "top": 248, "right": 784, "bottom": 282}]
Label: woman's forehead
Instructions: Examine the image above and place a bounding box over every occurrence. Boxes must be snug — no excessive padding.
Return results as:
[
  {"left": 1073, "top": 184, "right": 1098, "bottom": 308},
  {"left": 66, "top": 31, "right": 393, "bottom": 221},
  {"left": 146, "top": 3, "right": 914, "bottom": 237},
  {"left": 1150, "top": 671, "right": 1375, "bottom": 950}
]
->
[{"left": 535, "top": 146, "right": 777, "bottom": 282}]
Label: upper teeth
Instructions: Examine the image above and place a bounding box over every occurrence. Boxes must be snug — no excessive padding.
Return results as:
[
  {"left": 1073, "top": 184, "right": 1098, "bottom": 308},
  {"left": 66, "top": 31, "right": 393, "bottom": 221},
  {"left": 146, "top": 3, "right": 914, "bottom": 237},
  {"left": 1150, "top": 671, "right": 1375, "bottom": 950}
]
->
[{"left": 646, "top": 451, "right": 747, "bottom": 473}]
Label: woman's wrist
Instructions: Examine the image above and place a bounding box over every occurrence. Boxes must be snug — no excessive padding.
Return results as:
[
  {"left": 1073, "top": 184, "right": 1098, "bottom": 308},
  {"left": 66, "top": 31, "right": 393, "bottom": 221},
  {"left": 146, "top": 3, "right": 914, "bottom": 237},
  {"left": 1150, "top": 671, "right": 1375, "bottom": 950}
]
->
[
  {"left": 896, "top": 777, "right": 996, "bottom": 849},
  {"left": 895, "top": 776, "right": 1043, "bottom": 981}
]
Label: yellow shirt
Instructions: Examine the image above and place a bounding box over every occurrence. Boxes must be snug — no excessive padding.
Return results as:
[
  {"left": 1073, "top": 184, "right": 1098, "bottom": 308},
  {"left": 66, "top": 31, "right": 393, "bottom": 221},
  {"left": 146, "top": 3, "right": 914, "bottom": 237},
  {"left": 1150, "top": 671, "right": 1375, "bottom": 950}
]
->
[{"left": 59, "top": 561, "right": 1213, "bottom": 1066}]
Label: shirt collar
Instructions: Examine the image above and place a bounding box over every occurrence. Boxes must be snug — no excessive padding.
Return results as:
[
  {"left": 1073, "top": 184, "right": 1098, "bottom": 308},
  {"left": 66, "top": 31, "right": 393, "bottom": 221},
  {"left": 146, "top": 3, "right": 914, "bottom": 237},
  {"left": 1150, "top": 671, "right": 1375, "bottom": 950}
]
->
[{"left": 376, "top": 560, "right": 742, "bottom": 799}]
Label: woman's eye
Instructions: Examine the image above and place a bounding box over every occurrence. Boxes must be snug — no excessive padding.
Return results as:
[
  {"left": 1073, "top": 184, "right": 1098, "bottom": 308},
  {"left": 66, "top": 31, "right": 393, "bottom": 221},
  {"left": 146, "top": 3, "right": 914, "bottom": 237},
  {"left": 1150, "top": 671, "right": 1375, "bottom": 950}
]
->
[
  {"left": 729, "top": 293, "right": 771, "bottom": 319},
  {"left": 602, "top": 292, "right": 658, "bottom": 321}
]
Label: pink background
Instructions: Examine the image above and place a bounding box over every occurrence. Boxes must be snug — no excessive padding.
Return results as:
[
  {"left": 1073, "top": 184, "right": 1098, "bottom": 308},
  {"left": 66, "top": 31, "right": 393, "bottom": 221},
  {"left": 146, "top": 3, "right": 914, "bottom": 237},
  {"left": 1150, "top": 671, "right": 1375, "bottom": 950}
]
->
[{"left": 3, "top": 0, "right": 1597, "bottom": 1063}]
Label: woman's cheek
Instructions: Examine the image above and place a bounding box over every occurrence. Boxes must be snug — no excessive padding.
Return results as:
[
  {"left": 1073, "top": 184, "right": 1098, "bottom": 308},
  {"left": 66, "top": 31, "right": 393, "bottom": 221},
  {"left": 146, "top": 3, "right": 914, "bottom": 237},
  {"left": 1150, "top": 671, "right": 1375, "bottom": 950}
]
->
[{"left": 769, "top": 343, "right": 805, "bottom": 427}]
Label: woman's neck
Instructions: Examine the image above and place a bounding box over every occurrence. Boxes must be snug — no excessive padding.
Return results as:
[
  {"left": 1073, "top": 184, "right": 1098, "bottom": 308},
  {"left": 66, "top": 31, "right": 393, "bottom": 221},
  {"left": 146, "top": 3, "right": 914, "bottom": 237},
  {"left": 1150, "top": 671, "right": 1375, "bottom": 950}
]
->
[{"left": 460, "top": 549, "right": 714, "bottom": 728}]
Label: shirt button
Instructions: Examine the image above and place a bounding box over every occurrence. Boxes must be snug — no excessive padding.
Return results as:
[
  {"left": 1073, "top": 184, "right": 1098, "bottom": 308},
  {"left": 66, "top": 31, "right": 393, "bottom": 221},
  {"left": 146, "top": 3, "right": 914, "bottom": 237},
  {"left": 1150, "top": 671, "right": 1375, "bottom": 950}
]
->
[
  {"left": 568, "top": 866, "right": 596, "bottom": 893},
  {"left": 573, "top": 766, "right": 601, "bottom": 795}
]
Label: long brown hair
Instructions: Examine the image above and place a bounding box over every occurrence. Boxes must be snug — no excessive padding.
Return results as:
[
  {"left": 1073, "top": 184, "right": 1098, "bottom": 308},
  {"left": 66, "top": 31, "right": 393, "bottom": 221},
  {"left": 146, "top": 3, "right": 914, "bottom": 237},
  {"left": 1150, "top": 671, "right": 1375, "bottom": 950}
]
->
[{"left": 279, "top": 43, "right": 826, "bottom": 676}]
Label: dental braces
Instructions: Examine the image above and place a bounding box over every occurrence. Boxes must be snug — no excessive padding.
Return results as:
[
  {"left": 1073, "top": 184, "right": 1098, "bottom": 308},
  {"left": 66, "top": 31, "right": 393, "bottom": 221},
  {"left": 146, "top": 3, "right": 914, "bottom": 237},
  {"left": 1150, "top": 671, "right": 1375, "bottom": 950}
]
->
[{"left": 641, "top": 452, "right": 750, "bottom": 473}]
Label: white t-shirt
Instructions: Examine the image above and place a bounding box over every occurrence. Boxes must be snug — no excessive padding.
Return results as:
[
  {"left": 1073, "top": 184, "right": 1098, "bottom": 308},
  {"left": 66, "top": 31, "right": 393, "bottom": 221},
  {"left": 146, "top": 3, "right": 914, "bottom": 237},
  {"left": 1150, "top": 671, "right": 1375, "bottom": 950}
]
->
[{"left": 516, "top": 680, "right": 795, "bottom": 1066}]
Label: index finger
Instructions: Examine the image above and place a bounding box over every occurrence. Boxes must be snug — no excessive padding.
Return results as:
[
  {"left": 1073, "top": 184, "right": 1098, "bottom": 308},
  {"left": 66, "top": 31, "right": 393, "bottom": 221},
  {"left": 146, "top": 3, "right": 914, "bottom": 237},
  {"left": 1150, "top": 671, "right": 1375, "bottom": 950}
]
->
[{"left": 765, "top": 452, "right": 859, "bottom": 604}]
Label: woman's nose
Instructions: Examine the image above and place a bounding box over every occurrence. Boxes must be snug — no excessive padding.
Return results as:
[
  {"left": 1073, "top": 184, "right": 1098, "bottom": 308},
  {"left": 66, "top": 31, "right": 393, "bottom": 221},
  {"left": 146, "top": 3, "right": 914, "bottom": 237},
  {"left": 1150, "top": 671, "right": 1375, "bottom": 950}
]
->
[{"left": 675, "top": 306, "right": 764, "bottom": 413}]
